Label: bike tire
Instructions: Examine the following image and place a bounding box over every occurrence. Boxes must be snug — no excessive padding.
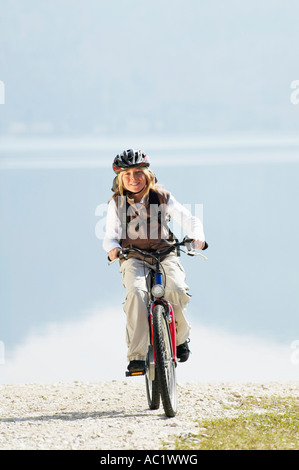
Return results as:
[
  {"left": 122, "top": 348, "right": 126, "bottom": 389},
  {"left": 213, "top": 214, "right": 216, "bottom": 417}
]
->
[
  {"left": 153, "top": 304, "right": 177, "bottom": 417},
  {"left": 145, "top": 373, "right": 160, "bottom": 410}
]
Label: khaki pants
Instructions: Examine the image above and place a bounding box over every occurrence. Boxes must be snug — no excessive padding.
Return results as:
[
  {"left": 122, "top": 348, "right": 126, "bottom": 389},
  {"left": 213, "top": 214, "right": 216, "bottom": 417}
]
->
[{"left": 120, "top": 255, "right": 191, "bottom": 361}]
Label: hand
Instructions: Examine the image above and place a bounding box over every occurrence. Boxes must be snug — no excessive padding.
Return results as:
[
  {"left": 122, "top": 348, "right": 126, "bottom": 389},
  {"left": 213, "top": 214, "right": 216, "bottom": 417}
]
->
[
  {"left": 108, "top": 247, "right": 120, "bottom": 261},
  {"left": 192, "top": 240, "right": 206, "bottom": 250}
]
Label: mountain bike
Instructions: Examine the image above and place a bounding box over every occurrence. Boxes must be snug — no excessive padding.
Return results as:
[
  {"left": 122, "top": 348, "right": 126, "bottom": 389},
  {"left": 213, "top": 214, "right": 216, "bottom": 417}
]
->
[{"left": 109, "top": 237, "right": 208, "bottom": 417}]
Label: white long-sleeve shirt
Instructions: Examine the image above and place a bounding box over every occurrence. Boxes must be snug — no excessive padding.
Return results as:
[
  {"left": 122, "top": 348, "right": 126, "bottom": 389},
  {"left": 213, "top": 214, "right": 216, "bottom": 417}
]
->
[{"left": 102, "top": 193, "right": 205, "bottom": 253}]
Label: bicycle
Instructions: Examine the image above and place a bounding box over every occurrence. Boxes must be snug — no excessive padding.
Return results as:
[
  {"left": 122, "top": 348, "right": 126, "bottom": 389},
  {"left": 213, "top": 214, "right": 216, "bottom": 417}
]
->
[{"left": 109, "top": 236, "right": 208, "bottom": 417}]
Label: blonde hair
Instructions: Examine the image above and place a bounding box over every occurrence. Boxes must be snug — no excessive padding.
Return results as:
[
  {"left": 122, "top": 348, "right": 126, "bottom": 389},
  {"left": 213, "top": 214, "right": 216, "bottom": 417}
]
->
[{"left": 111, "top": 168, "right": 157, "bottom": 204}]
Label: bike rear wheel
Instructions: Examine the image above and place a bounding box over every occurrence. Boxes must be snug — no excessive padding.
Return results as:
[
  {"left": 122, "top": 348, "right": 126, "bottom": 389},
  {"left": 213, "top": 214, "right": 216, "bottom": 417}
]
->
[{"left": 153, "top": 304, "right": 177, "bottom": 417}]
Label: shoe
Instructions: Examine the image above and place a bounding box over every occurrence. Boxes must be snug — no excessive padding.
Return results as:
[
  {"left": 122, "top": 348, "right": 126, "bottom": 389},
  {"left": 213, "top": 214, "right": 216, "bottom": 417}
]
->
[
  {"left": 177, "top": 340, "right": 190, "bottom": 363},
  {"left": 127, "top": 360, "right": 146, "bottom": 372}
]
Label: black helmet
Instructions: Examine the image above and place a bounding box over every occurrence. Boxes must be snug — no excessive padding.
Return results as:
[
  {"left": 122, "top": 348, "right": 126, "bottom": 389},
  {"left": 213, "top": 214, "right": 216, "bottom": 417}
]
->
[{"left": 112, "top": 149, "right": 150, "bottom": 174}]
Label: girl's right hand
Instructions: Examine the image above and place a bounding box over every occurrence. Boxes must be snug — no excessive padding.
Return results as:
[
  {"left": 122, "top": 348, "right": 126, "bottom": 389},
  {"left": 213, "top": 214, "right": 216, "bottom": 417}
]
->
[{"left": 108, "top": 247, "right": 120, "bottom": 261}]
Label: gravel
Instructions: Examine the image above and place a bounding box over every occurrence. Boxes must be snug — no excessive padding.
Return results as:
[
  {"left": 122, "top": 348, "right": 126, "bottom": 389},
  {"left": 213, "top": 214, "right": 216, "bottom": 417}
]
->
[{"left": 0, "top": 380, "right": 298, "bottom": 450}]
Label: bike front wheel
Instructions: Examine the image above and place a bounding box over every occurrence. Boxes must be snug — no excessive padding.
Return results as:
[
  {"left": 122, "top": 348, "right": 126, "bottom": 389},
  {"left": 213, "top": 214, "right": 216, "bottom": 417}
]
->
[
  {"left": 145, "top": 345, "right": 160, "bottom": 410},
  {"left": 153, "top": 304, "right": 177, "bottom": 417}
]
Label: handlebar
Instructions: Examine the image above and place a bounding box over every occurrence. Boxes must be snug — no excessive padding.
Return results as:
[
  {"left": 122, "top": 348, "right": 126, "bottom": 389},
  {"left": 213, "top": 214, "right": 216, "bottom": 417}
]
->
[{"left": 108, "top": 237, "right": 208, "bottom": 265}]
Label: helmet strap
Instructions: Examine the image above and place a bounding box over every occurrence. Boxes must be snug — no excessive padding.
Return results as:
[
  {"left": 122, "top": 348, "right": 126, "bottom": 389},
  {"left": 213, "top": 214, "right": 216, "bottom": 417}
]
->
[{"left": 125, "top": 184, "right": 146, "bottom": 197}]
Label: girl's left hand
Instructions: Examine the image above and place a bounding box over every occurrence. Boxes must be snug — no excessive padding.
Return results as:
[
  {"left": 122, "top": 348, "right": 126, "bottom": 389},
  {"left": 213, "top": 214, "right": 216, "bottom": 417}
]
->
[{"left": 192, "top": 240, "right": 206, "bottom": 250}]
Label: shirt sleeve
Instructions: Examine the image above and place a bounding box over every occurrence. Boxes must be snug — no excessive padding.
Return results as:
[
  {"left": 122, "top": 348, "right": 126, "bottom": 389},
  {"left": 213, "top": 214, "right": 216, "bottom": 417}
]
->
[
  {"left": 167, "top": 194, "right": 205, "bottom": 241},
  {"left": 102, "top": 198, "right": 122, "bottom": 253}
]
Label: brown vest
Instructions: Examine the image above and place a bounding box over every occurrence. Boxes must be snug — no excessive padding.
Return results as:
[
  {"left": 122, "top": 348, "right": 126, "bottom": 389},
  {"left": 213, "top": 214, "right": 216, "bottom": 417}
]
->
[{"left": 115, "top": 187, "right": 175, "bottom": 259}]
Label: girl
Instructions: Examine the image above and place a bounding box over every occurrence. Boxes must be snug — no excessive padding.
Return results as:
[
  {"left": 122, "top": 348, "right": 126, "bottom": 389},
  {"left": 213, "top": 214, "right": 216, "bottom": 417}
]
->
[{"left": 103, "top": 149, "right": 206, "bottom": 373}]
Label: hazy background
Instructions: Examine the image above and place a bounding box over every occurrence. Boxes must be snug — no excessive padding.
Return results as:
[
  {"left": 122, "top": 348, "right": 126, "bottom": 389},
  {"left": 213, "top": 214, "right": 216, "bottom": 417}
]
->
[{"left": 0, "top": 0, "right": 299, "bottom": 383}]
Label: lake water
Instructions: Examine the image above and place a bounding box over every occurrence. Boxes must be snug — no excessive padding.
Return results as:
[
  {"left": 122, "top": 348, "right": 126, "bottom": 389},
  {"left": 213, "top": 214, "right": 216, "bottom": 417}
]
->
[{"left": 1, "top": 136, "right": 299, "bottom": 382}]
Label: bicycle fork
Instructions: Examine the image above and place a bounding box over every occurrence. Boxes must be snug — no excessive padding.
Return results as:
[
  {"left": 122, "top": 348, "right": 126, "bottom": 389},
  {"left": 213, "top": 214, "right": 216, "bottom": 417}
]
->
[{"left": 149, "top": 300, "right": 177, "bottom": 369}]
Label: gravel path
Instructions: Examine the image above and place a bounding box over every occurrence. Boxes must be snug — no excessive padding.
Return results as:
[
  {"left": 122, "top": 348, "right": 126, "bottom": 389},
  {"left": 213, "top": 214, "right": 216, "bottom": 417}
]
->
[{"left": 0, "top": 380, "right": 298, "bottom": 450}]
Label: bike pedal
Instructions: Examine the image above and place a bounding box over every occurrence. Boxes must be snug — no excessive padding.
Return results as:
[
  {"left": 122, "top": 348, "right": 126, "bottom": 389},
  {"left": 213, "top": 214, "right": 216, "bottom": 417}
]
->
[{"left": 125, "top": 369, "right": 146, "bottom": 377}]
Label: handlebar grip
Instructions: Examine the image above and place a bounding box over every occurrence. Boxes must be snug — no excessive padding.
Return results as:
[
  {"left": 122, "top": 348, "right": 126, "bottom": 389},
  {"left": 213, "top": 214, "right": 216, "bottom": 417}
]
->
[
  {"left": 118, "top": 248, "right": 130, "bottom": 260},
  {"left": 183, "top": 236, "right": 208, "bottom": 250}
]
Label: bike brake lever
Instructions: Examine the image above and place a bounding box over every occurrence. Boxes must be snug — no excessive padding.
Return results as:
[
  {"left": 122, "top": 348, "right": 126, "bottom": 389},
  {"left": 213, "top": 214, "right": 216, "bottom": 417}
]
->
[
  {"left": 108, "top": 252, "right": 129, "bottom": 265},
  {"left": 118, "top": 250, "right": 130, "bottom": 262},
  {"left": 186, "top": 249, "right": 208, "bottom": 261},
  {"left": 108, "top": 249, "right": 128, "bottom": 265},
  {"left": 194, "top": 252, "right": 208, "bottom": 261}
]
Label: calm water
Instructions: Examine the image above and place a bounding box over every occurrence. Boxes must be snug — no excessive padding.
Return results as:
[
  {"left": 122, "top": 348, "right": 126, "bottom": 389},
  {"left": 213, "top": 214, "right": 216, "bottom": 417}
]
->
[{"left": 1, "top": 141, "right": 299, "bottom": 355}]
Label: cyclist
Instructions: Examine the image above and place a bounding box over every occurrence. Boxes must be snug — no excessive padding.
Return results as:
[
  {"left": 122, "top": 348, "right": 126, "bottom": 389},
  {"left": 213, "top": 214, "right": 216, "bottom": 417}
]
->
[{"left": 103, "top": 149, "right": 206, "bottom": 373}]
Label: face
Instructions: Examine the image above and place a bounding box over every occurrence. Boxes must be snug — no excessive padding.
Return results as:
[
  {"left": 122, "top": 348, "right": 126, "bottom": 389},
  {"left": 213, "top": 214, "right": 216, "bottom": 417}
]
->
[{"left": 121, "top": 168, "right": 147, "bottom": 193}]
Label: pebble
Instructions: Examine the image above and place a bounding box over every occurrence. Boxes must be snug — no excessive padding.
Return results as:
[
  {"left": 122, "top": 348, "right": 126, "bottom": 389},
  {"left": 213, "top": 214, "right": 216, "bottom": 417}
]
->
[{"left": 0, "top": 381, "right": 298, "bottom": 450}]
